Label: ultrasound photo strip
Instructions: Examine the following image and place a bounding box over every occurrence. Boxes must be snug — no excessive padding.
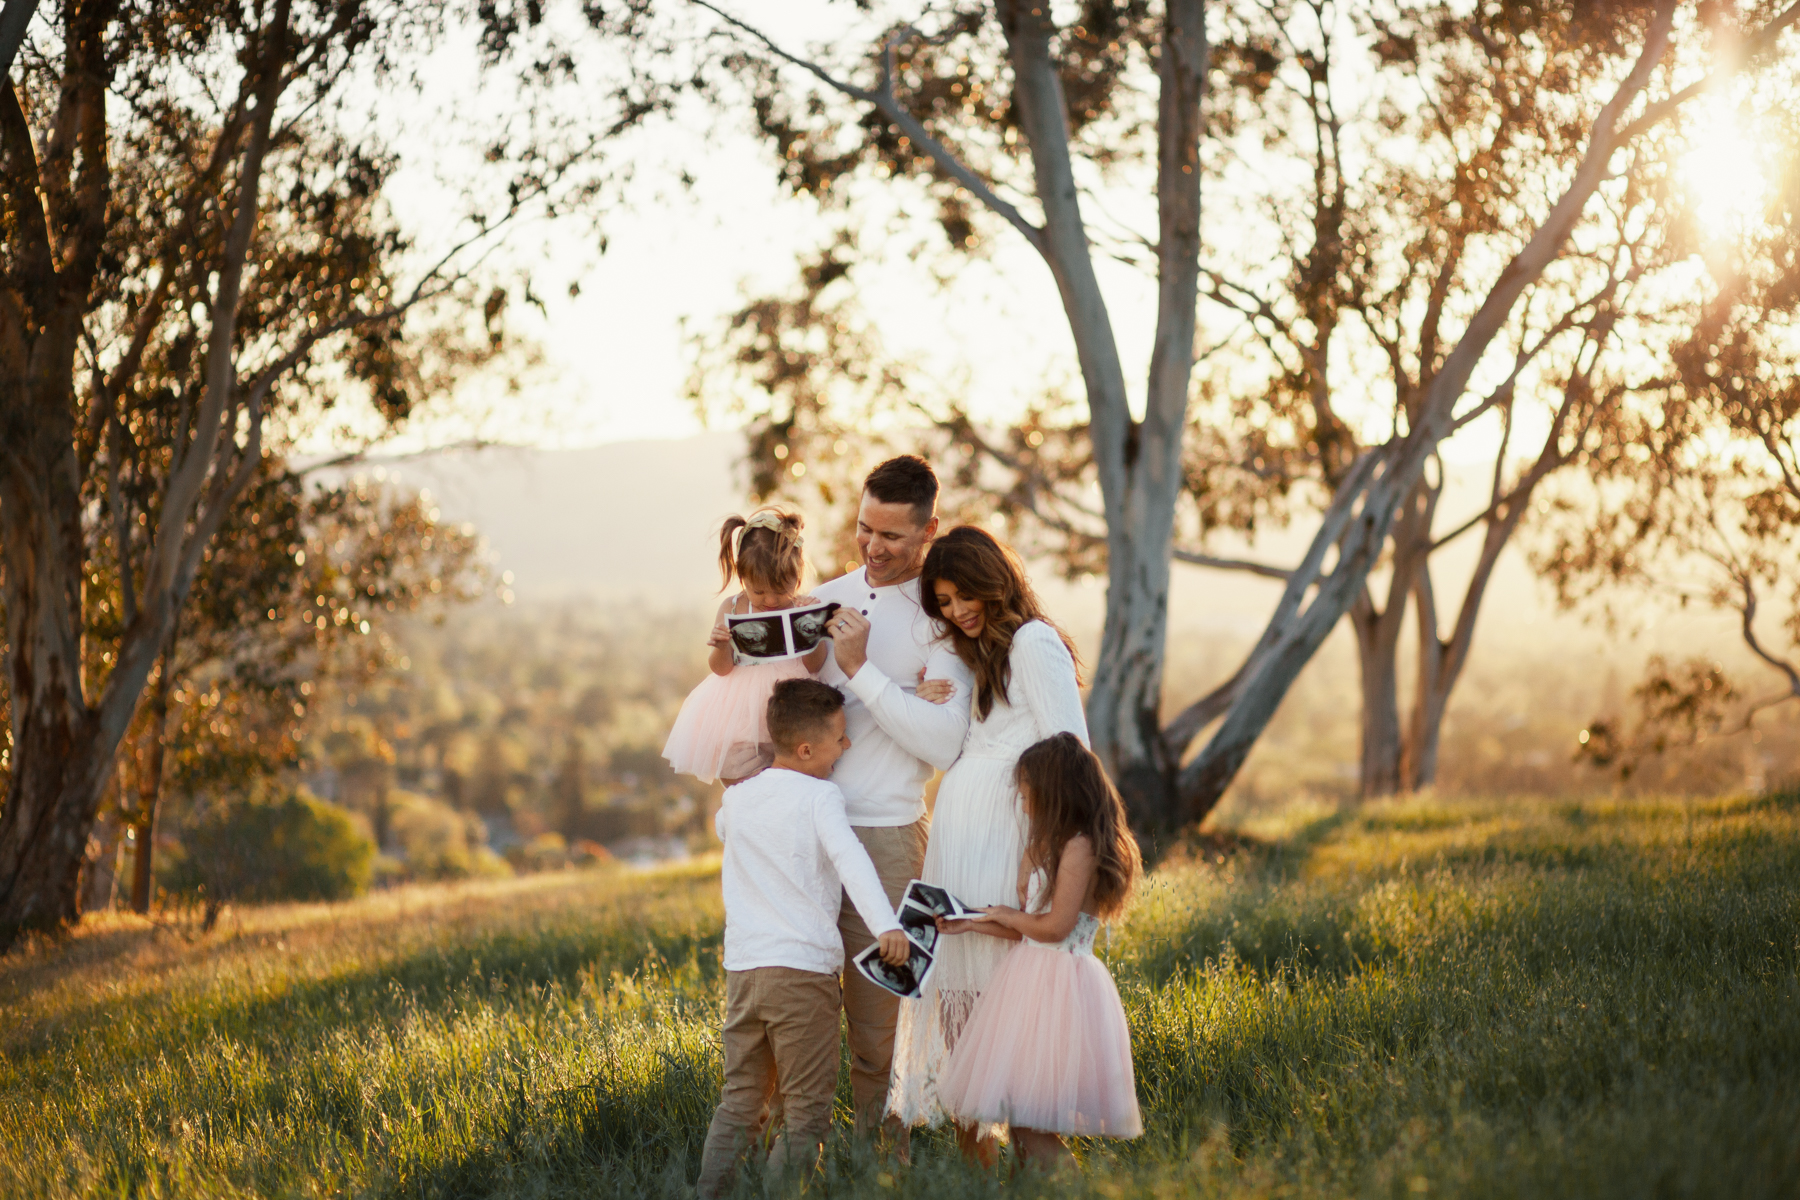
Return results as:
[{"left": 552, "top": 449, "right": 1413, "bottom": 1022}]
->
[
  {"left": 901, "top": 879, "right": 978, "bottom": 921},
  {"left": 852, "top": 936, "right": 936, "bottom": 1000},
  {"left": 897, "top": 899, "right": 942, "bottom": 955},
  {"left": 725, "top": 601, "right": 841, "bottom": 662}
]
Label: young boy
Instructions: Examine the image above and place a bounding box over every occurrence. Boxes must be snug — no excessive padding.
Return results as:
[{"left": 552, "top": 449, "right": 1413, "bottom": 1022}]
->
[{"left": 697, "top": 678, "right": 911, "bottom": 1197}]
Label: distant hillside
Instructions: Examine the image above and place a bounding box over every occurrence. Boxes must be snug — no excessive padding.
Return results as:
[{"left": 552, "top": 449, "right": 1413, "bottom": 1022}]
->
[
  {"left": 377, "top": 434, "right": 748, "bottom": 601},
  {"left": 351, "top": 433, "right": 1781, "bottom": 801}
]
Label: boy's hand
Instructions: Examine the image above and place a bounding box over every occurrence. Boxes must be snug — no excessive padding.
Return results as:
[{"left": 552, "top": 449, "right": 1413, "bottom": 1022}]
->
[{"left": 876, "top": 929, "right": 912, "bottom": 965}]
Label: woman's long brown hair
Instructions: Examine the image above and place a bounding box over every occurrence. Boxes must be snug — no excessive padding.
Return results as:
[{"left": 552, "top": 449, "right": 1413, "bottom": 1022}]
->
[
  {"left": 1015, "top": 733, "right": 1140, "bottom": 920},
  {"left": 920, "top": 525, "right": 1078, "bottom": 719}
]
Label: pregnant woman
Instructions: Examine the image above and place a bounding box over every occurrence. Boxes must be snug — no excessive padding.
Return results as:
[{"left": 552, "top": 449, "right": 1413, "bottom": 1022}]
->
[{"left": 886, "top": 525, "right": 1087, "bottom": 1159}]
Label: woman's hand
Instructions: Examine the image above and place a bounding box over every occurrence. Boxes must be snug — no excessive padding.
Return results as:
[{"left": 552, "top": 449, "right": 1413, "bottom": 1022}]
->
[{"left": 915, "top": 674, "right": 955, "bottom": 705}]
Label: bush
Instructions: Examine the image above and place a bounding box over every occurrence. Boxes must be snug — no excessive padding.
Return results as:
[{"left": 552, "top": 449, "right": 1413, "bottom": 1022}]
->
[
  {"left": 163, "top": 787, "right": 374, "bottom": 911},
  {"left": 388, "top": 790, "right": 504, "bottom": 880}
]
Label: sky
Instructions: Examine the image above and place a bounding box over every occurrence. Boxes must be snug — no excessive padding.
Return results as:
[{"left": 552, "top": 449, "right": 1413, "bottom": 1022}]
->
[
  {"left": 317, "top": 2, "right": 1182, "bottom": 457},
  {"left": 340, "top": 1, "right": 1758, "bottom": 472}
]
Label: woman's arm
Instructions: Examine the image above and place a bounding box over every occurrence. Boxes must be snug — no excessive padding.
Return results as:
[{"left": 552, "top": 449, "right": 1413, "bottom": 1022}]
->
[
  {"left": 978, "top": 836, "right": 1095, "bottom": 943},
  {"left": 707, "top": 597, "right": 737, "bottom": 676},
  {"left": 1014, "top": 622, "right": 1089, "bottom": 744}
]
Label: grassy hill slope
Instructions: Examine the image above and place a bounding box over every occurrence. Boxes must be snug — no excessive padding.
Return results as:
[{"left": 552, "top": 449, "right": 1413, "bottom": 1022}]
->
[{"left": 4, "top": 791, "right": 1798, "bottom": 1198}]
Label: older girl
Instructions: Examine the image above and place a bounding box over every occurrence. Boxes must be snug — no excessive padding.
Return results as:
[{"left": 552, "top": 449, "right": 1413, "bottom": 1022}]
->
[{"left": 936, "top": 732, "right": 1143, "bottom": 1169}]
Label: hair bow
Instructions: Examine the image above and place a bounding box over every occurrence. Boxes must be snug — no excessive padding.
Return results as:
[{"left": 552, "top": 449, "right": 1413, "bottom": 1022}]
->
[{"left": 743, "top": 510, "right": 802, "bottom": 547}]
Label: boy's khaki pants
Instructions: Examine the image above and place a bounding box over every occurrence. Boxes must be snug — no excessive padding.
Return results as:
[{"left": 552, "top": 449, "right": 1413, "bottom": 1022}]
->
[{"left": 696, "top": 966, "right": 842, "bottom": 1198}]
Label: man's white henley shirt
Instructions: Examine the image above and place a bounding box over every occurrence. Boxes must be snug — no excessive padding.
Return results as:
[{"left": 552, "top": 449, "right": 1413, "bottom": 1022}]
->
[{"left": 813, "top": 568, "right": 974, "bottom": 827}]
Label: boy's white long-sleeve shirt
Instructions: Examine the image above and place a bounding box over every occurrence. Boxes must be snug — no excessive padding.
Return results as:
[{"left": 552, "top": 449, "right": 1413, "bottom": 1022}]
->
[
  {"left": 715, "top": 768, "right": 903, "bottom": 974},
  {"left": 813, "top": 568, "right": 974, "bottom": 827}
]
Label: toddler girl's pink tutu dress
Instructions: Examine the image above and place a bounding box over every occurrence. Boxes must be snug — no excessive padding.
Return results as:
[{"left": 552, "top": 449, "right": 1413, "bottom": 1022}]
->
[
  {"left": 935, "top": 907, "right": 1142, "bottom": 1137},
  {"left": 662, "top": 608, "right": 813, "bottom": 783}
]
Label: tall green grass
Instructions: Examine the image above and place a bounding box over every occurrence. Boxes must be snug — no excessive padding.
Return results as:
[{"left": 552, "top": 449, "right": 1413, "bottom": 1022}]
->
[{"left": 4, "top": 791, "right": 1798, "bottom": 1198}]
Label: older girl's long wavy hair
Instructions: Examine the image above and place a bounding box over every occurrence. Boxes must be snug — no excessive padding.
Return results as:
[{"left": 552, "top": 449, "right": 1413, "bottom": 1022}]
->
[
  {"left": 920, "top": 525, "right": 1078, "bottom": 719},
  {"left": 1015, "top": 733, "right": 1140, "bottom": 919}
]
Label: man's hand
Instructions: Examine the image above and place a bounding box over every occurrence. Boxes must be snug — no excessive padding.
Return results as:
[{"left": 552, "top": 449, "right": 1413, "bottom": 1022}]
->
[
  {"left": 876, "top": 929, "right": 912, "bottom": 966},
  {"left": 830, "top": 607, "right": 873, "bottom": 677}
]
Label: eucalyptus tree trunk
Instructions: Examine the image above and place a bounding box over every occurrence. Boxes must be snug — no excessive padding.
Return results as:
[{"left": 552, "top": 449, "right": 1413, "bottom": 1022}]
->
[
  {"left": 0, "top": 3, "right": 287, "bottom": 950},
  {"left": 0, "top": 4, "right": 124, "bottom": 940},
  {"left": 1403, "top": 473, "right": 1536, "bottom": 790},
  {"left": 1000, "top": 0, "right": 1207, "bottom": 836},
  {"left": 1351, "top": 590, "right": 1406, "bottom": 798},
  {"left": 128, "top": 631, "right": 176, "bottom": 914},
  {"left": 1351, "top": 479, "right": 1438, "bottom": 798},
  {"left": 79, "top": 798, "right": 123, "bottom": 915}
]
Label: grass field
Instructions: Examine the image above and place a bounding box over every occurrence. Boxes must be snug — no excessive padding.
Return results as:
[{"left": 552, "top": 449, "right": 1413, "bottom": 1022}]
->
[{"left": 4, "top": 789, "right": 1799, "bottom": 1199}]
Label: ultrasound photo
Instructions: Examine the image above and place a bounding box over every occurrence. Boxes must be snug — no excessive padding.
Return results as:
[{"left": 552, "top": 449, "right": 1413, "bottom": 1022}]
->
[
  {"left": 901, "top": 879, "right": 977, "bottom": 921},
  {"left": 726, "top": 601, "right": 841, "bottom": 662},
  {"left": 788, "top": 602, "right": 840, "bottom": 654},
  {"left": 853, "top": 937, "right": 935, "bottom": 1000},
  {"left": 897, "top": 900, "right": 941, "bottom": 955},
  {"left": 727, "top": 614, "right": 785, "bottom": 660}
]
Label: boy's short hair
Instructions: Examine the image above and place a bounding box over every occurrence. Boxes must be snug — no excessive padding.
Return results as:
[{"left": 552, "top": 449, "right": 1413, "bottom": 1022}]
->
[
  {"left": 767, "top": 679, "right": 846, "bottom": 752},
  {"left": 862, "top": 455, "right": 938, "bottom": 525}
]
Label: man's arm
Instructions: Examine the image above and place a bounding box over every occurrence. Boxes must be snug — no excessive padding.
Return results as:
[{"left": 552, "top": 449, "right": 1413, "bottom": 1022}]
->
[
  {"left": 844, "top": 641, "right": 974, "bottom": 771},
  {"left": 815, "top": 788, "right": 902, "bottom": 937}
]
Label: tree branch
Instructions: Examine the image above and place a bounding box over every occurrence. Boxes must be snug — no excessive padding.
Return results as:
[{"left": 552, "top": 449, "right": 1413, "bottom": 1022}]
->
[
  {"left": 1171, "top": 548, "right": 1294, "bottom": 580},
  {"left": 691, "top": 0, "right": 1048, "bottom": 255}
]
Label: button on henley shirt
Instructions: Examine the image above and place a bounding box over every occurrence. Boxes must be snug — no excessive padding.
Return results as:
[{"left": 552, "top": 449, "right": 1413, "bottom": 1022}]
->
[{"left": 813, "top": 568, "right": 974, "bottom": 827}]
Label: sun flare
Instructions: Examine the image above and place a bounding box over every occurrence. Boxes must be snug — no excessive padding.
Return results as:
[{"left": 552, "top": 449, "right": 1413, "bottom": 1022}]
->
[{"left": 1680, "top": 98, "right": 1772, "bottom": 240}]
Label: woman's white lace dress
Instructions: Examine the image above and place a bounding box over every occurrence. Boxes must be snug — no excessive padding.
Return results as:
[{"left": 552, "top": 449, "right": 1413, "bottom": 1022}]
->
[{"left": 886, "top": 619, "right": 1088, "bottom": 1127}]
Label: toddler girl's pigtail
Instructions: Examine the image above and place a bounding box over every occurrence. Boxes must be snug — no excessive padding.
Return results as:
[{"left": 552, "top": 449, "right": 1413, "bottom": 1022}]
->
[{"left": 718, "top": 515, "right": 748, "bottom": 590}]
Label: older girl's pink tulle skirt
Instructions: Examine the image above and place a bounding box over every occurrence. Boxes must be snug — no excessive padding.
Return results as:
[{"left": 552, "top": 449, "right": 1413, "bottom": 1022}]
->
[
  {"left": 935, "top": 938, "right": 1142, "bottom": 1137},
  {"left": 661, "top": 658, "right": 813, "bottom": 783}
]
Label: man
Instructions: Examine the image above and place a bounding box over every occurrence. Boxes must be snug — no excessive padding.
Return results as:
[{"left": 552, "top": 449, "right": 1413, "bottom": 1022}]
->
[{"left": 814, "top": 455, "right": 972, "bottom": 1146}]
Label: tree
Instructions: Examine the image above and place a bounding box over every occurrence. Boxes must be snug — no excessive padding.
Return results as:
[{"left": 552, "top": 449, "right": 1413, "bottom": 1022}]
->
[
  {"left": 1539, "top": 81, "right": 1800, "bottom": 765},
  {"left": 0, "top": 0, "right": 666, "bottom": 948},
  {"left": 691, "top": 0, "right": 1800, "bottom": 835},
  {"left": 105, "top": 473, "right": 484, "bottom": 913}
]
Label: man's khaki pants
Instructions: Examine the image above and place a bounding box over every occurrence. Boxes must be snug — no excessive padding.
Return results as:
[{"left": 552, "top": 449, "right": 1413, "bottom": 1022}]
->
[
  {"left": 696, "top": 967, "right": 842, "bottom": 1198},
  {"left": 837, "top": 817, "right": 930, "bottom": 1139}
]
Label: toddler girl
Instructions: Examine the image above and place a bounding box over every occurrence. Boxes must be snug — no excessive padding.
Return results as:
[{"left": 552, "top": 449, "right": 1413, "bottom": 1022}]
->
[
  {"left": 663, "top": 507, "right": 828, "bottom": 784},
  {"left": 934, "top": 731, "right": 1144, "bottom": 1169}
]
